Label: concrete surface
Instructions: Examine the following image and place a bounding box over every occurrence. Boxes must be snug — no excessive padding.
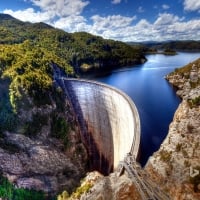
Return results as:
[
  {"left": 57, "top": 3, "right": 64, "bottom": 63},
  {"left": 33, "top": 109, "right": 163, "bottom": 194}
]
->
[{"left": 62, "top": 78, "right": 140, "bottom": 174}]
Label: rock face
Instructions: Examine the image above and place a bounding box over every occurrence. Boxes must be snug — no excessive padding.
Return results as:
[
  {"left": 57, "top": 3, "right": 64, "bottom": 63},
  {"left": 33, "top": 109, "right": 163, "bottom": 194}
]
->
[
  {"left": 0, "top": 78, "right": 88, "bottom": 195},
  {"left": 79, "top": 172, "right": 141, "bottom": 200},
  {"left": 77, "top": 58, "right": 200, "bottom": 200},
  {"left": 0, "top": 131, "right": 85, "bottom": 194},
  {"left": 145, "top": 59, "right": 200, "bottom": 199}
]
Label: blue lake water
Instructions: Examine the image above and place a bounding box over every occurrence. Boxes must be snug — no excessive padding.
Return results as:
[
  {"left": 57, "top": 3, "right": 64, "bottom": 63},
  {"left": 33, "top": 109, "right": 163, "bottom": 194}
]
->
[{"left": 92, "top": 52, "right": 200, "bottom": 166}]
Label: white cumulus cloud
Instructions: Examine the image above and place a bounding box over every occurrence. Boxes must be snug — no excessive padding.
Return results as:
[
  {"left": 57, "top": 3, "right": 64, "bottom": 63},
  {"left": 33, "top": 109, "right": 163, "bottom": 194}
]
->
[
  {"left": 53, "top": 15, "right": 89, "bottom": 32},
  {"left": 3, "top": 8, "right": 52, "bottom": 23},
  {"left": 29, "top": 0, "right": 90, "bottom": 16},
  {"left": 87, "top": 12, "right": 200, "bottom": 42},
  {"left": 2, "top": 1, "right": 200, "bottom": 42},
  {"left": 91, "top": 15, "right": 136, "bottom": 30},
  {"left": 86, "top": 15, "right": 136, "bottom": 40},
  {"left": 154, "top": 13, "right": 180, "bottom": 26},
  {"left": 184, "top": 0, "right": 200, "bottom": 12}
]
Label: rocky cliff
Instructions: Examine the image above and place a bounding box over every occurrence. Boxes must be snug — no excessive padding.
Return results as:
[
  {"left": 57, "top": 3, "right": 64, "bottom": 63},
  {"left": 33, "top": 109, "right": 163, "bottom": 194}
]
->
[
  {"left": 65, "top": 58, "right": 200, "bottom": 200},
  {"left": 145, "top": 58, "right": 200, "bottom": 199},
  {"left": 0, "top": 78, "right": 88, "bottom": 196}
]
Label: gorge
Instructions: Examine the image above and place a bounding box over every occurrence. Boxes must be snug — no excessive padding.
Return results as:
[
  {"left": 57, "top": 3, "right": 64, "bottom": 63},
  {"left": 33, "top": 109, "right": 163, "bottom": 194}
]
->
[
  {"left": 93, "top": 52, "right": 200, "bottom": 165},
  {"left": 0, "top": 13, "right": 200, "bottom": 200},
  {"left": 72, "top": 52, "right": 200, "bottom": 200}
]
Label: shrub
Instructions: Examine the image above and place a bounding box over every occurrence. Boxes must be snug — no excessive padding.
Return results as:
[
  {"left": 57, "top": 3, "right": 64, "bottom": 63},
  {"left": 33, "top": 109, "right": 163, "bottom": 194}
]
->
[
  {"left": 188, "top": 96, "right": 200, "bottom": 108},
  {"left": 176, "top": 143, "right": 182, "bottom": 152},
  {"left": 159, "top": 149, "right": 172, "bottom": 163},
  {"left": 0, "top": 80, "right": 18, "bottom": 132},
  {"left": 57, "top": 190, "right": 69, "bottom": 200},
  {"left": 51, "top": 114, "right": 70, "bottom": 147},
  {"left": 0, "top": 175, "right": 45, "bottom": 200}
]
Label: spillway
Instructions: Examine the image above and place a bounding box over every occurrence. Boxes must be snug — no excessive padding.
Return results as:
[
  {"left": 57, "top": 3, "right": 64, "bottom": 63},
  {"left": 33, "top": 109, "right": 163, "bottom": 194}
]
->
[{"left": 62, "top": 78, "right": 140, "bottom": 175}]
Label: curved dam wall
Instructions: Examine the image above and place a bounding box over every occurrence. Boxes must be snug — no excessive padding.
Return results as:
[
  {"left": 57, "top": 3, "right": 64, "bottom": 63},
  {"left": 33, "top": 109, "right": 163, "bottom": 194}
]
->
[{"left": 62, "top": 78, "right": 140, "bottom": 175}]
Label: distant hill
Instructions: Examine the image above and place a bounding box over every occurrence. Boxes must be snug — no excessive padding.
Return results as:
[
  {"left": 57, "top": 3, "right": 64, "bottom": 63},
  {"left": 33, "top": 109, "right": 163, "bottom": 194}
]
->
[
  {"left": 128, "top": 40, "right": 200, "bottom": 53},
  {"left": 0, "top": 13, "right": 146, "bottom": 74}
]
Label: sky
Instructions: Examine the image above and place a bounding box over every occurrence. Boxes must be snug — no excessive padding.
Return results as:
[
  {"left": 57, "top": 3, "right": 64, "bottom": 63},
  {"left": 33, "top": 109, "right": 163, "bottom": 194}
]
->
[{"left": 0, "top": 0, "right": 200, "bottom": 42}]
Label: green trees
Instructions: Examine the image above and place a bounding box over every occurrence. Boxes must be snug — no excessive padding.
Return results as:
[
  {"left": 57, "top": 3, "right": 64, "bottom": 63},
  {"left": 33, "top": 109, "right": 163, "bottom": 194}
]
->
[
  {"left": 51, "top": 114, "right": 70, "bottom": 147},
  {"left": 57, "top": 191, "right": 69, "bottom": 200},
  {"left": 0, "top": 175, "right": 45, "bottom": 200},
  {"left": 0, "top": 13, "right": 145, "bottom": 135},
  {"left": 1, "top": 43, "right": 52, "bottom": 111},
  {"left": 0, "top": 14, "right": 145, "bottom": 118},
  {"left": 0, "top": 14, "right": 145, "bottom": 76},
  {"left": 0, "top": 79, "right": 17, "bottom": 132}
]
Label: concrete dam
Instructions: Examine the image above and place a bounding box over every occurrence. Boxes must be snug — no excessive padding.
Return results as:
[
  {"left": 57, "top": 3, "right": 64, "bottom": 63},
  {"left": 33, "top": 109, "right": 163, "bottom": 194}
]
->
[{"left": 61, "top": 78, "right": 140, "bottom": 175}]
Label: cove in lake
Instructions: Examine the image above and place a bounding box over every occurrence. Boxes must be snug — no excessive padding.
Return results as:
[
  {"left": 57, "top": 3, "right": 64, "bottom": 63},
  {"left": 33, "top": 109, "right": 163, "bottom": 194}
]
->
[{"left": 91, "top": 52, "right": 200, "bottom": 166}]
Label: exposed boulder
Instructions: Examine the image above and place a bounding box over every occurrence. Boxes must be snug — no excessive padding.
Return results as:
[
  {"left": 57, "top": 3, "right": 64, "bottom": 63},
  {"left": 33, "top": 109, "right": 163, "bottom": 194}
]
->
[
  {"left": 0, "top": 131, "right": 84, "bottom": 194},
  {"left": 78, "top": 172, "right": 141, "bottom": 200}
]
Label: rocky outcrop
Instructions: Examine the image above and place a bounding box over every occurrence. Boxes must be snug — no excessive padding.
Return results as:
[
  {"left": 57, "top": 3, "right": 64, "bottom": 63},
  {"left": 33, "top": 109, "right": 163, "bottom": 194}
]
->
[
  {"left": 0, "top": 77, "right": 88, "bottom": 195},
  {"left": 77, "top": 172, "right": 141, "bottom": 200},
  {"left": 145, "top": 59, "right": 200, "bottom": 199},
  {"left": 56, "top": 59, "right": 200, "bottom": 200},
  {"left": 0, "top": 131, "right": 85, "bottom": 194}
]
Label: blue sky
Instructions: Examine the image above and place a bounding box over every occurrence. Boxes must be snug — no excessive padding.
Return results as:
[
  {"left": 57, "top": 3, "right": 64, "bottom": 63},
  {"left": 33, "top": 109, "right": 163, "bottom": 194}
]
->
[{"left": 1, "top": 0, "right": 200, "bottom": 41}]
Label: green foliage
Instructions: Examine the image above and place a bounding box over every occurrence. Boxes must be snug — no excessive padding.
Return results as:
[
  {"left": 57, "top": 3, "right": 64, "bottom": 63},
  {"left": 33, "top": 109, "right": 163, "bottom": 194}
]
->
[
  {"left": 0, "top": 175, "right": 45, "bottom": 200},
  {"left": 0, "top": 14, "right": 144, "bottom": 135},
  {"left": 163, "top": 41, "right": 200, "bottom": 51},
  {"left": 187, "top": 96, "right": 200, "bottom": 108},
  {"left": 141, "top": 40, "right": 200, "bottom": 52},
  {"left": 163, "top": 48, "right": 177, "bottom": 55},
  {"left": 173, "top": 58, "right": 200, "bottom": 75},
  {"left": 70, "top": 182, "right": 93, "bottom": 199},
  {"left": 0, "top": 79, "right": 17, "bottom": 132},
  {"left": 0, "top": 42, "right": 55, "bottom": 111},
  {"left": 57, "top": 182, "right": 93, "bottom": 200},
  {"left": 0, "top": 14, "right": 144, "bottom": 75},
  {"left": 159, "top": 149, "right": 172, "bottom": 163},
  {"left": 51, "top": 87, "right": 65, "bottom": 112},
  {"left": 57, "top": 190, "right": 69, "bottom": 200},
  {"left": 51, "top": 114, "right": 70, "bottom": 147}
]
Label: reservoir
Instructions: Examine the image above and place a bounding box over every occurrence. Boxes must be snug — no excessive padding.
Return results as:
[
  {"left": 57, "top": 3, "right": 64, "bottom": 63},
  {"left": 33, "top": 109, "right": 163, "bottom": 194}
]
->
[{"left": 92, "top": 52, "right": 200, "bottom": 166}]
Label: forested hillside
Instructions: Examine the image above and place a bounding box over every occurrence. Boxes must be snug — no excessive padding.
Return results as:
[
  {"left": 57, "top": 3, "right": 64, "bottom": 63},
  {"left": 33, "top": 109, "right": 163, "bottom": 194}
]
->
[
  {"left": 0, "top": 13, "right": 145, "bottom": 132},
  {"left": 0, "top": 14, "right": 145, "bottom": 74},
  {"left": 0, "top": 13, "right": 146, "bottom": 111},
  {"left": 0, "top": 14, "right": 145, "bottom": 197}
]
